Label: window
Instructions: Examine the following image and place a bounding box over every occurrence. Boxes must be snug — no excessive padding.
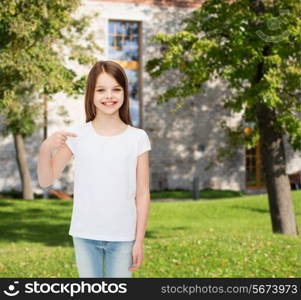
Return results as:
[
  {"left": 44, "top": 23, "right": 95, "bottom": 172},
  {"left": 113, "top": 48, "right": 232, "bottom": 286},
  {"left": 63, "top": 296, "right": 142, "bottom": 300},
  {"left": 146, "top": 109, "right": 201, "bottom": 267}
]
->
[
  {"left": 108, "top": 21, "right": 141, "bottom": 127},
  {"left": 246, "top": 139, "right": 266, "bottom": 189}
]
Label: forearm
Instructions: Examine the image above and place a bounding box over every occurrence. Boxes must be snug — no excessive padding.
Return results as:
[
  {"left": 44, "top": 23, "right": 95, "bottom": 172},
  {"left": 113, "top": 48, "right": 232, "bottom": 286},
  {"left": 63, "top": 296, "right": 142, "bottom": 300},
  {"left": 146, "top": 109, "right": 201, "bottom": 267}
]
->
[
  {"left": 37, "top": 141, "right": 54, "bottom": 188},
  {"left": 135, "top": 193, "right": 151, "bottom": 244}
]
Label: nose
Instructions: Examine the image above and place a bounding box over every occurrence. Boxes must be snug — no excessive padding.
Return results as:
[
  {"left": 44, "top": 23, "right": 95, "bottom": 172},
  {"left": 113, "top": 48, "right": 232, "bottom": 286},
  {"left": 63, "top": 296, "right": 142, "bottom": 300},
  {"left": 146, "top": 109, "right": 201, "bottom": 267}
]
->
[{"left": 105, "top": 91, "right": 113, "bottom": 99}]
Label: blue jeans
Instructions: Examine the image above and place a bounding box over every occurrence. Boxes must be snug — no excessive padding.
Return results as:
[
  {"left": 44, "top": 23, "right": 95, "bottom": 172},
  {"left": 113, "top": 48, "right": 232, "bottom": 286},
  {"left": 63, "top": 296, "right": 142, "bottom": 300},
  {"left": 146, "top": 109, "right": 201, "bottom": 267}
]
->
[{"left": 72, "top": 236, "right": 135, "bottom": 278}]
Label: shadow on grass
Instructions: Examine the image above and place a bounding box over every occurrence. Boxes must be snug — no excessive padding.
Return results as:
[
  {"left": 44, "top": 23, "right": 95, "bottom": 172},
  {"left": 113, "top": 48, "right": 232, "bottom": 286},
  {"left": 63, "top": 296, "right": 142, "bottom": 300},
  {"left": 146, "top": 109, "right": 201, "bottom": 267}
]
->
[
  {"left": 145, "top": 226, "right": 188, "bottom": 239},
  {"left": 0, "top": 219, "right": 73, "bottom": 247},
  {"left": 230, "top": 206, "right": 270, "bottom": 214},
  {"left": 0, "top": 200, "right": 190, "bottom": 246},
  {"left": 231, "top": 206, "right": 301, "bottom": 216},
  {"left": 151, "top": 188, "right": 245, "bottom": 200},
  {"left": 0, "top": 200, "right": 74, "bottom": 247},
  {"left": 0, "top": 202, "right": 13, "bottom": 207}
]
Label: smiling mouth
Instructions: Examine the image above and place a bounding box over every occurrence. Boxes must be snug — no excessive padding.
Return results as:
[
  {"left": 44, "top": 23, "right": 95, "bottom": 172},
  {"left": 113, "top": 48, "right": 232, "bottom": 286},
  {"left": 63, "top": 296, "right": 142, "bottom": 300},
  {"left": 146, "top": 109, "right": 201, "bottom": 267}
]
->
[{"left": 101, "top": 101, "right": 118, "bottom": 106}]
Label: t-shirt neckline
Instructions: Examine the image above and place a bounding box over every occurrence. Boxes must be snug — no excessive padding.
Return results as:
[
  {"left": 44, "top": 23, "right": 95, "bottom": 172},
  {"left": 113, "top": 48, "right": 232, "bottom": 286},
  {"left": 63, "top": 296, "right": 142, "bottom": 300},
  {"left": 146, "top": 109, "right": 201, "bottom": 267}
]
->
[{"left": 89, "top": 121, "right": 131, "bottom": 138}]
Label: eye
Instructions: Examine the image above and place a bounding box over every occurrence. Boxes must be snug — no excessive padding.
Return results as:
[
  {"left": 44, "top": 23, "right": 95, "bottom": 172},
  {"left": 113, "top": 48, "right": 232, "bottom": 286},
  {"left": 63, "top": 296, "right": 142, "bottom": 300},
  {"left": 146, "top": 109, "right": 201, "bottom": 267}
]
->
[{"left": 96, "top": 89, "right": 122, "bottom": 92}]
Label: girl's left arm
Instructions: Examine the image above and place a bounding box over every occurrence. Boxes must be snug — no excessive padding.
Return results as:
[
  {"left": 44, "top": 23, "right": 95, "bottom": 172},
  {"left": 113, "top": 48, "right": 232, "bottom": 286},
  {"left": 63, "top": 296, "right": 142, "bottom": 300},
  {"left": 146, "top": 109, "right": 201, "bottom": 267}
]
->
[
  {"left": 129, "top": 151, "right": 151, "bottom": 272},
  {"left": 135, "top": 151, "right": 151, "bottom": 244}
]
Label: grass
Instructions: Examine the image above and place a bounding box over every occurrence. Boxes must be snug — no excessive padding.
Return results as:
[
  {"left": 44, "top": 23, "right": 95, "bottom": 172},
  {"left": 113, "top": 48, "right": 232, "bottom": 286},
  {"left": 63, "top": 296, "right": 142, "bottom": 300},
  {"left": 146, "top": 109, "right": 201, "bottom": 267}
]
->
[
  {"left": 151, "top": 188, "right": 245, "bottom": 199},
  {"left": 0, "top": 188, "right": 245, "bottom": 200},
  {"left": 0, "top": 191, "right": 300, "bottom": 278}
]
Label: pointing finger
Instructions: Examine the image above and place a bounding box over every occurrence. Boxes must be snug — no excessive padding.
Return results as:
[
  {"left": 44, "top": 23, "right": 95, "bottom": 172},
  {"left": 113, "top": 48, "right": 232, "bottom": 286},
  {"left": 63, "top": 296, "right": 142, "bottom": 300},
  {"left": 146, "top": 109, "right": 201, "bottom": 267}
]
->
[{"left": 62, "top": 131, "right": 78, "bottom": 137}]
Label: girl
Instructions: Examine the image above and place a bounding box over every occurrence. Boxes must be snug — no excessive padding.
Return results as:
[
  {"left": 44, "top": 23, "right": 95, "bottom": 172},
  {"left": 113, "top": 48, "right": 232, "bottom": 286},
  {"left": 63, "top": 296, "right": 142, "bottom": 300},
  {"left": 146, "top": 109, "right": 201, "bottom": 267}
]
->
[{"left": 37, "top": 60, "right": 152, "bottom": 278}]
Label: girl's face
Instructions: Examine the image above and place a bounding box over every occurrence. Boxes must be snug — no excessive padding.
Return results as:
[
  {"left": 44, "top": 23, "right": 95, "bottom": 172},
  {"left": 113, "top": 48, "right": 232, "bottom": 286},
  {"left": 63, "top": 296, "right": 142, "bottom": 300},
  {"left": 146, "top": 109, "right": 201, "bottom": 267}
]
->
[{"left": 93, "top": 72, "right": 124, "bottom": 115}]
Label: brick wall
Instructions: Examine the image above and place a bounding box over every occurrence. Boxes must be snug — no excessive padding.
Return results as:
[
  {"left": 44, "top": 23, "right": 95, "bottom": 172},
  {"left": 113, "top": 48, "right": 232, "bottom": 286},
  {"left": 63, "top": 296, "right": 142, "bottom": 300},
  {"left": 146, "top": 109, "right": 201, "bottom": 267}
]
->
[
  {"left": 90, "top": 0, "right": 203, "bottom": 8},
  {"left": 0, "top": 0, "right": 299, "bottom": 195}
]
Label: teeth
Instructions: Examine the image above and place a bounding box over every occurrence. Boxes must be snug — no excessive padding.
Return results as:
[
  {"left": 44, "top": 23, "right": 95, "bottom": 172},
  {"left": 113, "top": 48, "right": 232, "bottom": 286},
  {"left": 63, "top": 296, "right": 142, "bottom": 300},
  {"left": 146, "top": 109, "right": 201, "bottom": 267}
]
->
[{"left": 102, "top": 102, "right": 116, "bottom": 105}]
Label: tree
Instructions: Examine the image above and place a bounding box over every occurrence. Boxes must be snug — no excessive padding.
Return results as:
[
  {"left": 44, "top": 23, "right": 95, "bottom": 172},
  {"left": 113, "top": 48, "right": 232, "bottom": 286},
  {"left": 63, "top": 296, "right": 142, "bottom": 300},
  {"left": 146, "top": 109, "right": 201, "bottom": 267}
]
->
[
  {"left": 0, "top": 0, "right": 101, "bottom": 199},
  {"left": 145, "top": 0, "right": 300, "bottom": 235}
]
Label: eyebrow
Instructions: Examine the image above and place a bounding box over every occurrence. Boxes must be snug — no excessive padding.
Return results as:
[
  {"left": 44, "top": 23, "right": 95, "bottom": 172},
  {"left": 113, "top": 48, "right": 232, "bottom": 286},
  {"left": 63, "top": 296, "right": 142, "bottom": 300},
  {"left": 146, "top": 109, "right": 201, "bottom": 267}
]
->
[{"left": 95, "top": 85, "right": 122, "bottom": 88}]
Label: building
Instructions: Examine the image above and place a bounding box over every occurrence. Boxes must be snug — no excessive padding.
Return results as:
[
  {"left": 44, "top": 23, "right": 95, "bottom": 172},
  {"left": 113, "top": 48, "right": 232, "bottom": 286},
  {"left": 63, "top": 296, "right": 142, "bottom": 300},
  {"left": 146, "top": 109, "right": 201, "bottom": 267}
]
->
[{"left": 0, "top": 0, "right": 300, "bottom": 196}]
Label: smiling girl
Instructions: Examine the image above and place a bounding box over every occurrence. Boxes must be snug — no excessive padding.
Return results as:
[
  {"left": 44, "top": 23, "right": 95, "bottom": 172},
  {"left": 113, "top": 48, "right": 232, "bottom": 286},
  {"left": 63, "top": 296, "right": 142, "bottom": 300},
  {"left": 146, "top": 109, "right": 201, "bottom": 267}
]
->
[{"left": 37, "top": 60, "right": 152, "bottom": 278}]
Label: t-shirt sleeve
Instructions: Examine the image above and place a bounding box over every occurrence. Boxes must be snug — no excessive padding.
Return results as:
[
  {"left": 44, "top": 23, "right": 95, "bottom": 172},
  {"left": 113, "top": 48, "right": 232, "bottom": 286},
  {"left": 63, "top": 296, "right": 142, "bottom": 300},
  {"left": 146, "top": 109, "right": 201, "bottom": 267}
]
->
[
  {"left": 137, "top": 130, "right": 152, "bottom": 156},
  {"left": 65, "top": 125, "right": 78, "bottom": 155}
]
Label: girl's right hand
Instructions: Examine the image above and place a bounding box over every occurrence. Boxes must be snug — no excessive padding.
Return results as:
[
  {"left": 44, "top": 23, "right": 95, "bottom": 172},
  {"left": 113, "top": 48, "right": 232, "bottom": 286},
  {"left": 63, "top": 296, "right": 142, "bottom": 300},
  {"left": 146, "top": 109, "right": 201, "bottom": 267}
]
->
[{"left": 43, "top": 131, "right": 78, "bottom": 152}]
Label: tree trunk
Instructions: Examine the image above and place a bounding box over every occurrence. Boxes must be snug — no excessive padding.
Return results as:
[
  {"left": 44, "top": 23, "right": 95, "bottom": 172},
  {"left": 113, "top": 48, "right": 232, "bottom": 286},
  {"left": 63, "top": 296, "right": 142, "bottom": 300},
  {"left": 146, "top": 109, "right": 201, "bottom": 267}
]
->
[
  {"left": 13, "top": 133, "right": 34, "bottom": 200},
  {"left": 255, "top": 103, "right": 298, "bottom": 235},
  {"left": 249, "top": 0, "right": 298, "bottom": 235}
]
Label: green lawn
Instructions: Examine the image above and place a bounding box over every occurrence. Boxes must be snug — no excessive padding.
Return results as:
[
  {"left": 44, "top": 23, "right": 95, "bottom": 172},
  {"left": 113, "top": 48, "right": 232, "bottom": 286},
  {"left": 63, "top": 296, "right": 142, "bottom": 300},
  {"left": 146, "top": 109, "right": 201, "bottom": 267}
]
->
[
  {"left": 150, "top": 188, "right": 245, "bottom": 199},
  {"left": 0, "top": 191, "right": 300, "bottom": 278}
]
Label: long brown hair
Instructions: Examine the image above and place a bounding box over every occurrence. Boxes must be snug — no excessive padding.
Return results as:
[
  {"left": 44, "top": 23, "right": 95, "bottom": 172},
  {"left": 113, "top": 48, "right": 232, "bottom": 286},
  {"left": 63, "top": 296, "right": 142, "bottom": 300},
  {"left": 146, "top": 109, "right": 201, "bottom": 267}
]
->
[{"left": 84, "top": 60, "right": 133, "bottom": 125}]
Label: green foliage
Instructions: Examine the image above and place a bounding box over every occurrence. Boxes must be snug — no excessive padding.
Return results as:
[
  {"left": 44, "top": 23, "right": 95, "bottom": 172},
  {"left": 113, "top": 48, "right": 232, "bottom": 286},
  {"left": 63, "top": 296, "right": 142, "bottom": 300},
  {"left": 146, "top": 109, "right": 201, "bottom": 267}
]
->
[
  {"left": 0, "top": 0, "right": 102, "bottom": 136},
  {"left": 145, "top": 0, "right": 301, "bottom": 157}
]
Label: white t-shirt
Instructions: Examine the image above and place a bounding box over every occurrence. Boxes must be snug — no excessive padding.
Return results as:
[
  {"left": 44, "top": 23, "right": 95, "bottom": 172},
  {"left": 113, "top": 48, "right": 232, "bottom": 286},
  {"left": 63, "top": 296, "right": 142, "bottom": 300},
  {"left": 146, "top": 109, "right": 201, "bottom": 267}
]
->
[{"left": 65, "top": 120, "right": 152, "bottom": 241}]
